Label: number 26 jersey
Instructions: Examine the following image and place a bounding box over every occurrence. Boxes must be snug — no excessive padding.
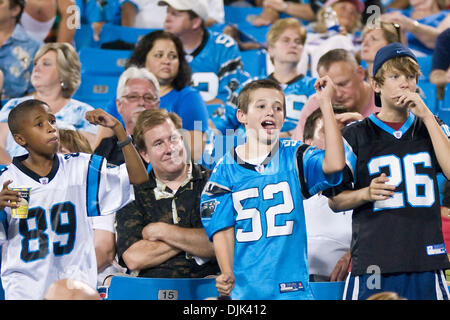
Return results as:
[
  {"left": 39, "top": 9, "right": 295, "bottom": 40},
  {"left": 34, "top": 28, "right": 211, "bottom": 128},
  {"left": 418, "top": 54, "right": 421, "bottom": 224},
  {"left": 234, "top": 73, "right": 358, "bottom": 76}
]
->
[{"left": 326, "top": 113, "right": 450, "bottom": 276}]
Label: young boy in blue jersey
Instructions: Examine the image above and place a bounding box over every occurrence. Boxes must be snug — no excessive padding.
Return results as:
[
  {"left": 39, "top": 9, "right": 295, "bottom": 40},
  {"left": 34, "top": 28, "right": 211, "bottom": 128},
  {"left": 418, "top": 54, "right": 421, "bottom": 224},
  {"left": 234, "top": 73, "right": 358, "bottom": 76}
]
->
[
  {"left": 0, "top": 100, "right": 148, "bottom": 299},
  {"left": 326, "top": 43, "right": 450, "bottom": 300},
  {"left": 200, "top": 78, "right": 345, "bottom": 300}
]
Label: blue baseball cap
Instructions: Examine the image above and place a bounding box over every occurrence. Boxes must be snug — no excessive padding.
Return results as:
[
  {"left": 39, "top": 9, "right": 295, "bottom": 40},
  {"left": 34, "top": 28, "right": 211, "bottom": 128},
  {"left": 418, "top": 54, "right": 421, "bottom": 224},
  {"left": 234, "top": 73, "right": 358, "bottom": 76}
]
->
[
  {"left": 372, "top": 43, "right": 417, "bottom": 106},
  {"left": 373, "top": 42, "right": 417, "bottom": 78}
]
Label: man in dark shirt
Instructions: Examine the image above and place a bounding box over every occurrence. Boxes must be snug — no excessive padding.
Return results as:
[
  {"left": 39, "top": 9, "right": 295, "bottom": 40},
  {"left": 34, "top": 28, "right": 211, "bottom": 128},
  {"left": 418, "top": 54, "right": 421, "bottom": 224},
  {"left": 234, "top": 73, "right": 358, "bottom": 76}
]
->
[{"left": 115, "top": 108, "right": 219, "bottom": 278}]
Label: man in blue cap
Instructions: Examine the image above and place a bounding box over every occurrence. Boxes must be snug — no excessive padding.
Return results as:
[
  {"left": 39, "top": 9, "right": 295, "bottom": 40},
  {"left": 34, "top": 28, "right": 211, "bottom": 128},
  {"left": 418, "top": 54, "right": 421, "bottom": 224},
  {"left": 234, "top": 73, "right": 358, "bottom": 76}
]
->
[{"left": 324, "top": 42, "right": 450, "bottom": 300}]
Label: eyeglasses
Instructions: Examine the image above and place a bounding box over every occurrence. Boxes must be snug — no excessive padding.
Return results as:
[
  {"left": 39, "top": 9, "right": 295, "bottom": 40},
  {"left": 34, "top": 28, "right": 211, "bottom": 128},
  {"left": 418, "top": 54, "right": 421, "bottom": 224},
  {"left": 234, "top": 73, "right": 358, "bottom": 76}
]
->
[{"left": 122, "top": 93, "right": 159, "bottom": 104}]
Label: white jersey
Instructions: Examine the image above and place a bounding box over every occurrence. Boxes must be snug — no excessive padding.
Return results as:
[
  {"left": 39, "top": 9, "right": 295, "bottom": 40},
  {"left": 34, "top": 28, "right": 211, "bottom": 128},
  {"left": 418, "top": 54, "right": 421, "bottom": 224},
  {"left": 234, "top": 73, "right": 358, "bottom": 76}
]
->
[{"left": 0, "top": 153, "right": 134, "bottom": 299}]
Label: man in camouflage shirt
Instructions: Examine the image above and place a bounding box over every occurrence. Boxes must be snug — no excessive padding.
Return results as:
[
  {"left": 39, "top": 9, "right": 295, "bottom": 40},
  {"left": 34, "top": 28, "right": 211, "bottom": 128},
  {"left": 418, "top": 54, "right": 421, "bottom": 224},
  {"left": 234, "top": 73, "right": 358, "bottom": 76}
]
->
[{"left": 115, "top": 108, "right": 219, "bottom": 278}]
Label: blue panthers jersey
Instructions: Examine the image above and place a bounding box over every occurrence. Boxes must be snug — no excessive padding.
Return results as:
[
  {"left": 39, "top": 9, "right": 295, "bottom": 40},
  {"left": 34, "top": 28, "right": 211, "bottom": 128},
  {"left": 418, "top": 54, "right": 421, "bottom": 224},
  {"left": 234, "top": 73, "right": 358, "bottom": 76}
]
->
[
  {"left": 213, "top": 74, "right": 316, "bottom": 134},
  {"left": 272, "top": 74, "right": 317, "bottom": 132},
  {"left": 201, "top": 140, "right": 342, "bottom": 300},
  {"left": 188, "top": 30, "right": 251, "bottom": 104}
]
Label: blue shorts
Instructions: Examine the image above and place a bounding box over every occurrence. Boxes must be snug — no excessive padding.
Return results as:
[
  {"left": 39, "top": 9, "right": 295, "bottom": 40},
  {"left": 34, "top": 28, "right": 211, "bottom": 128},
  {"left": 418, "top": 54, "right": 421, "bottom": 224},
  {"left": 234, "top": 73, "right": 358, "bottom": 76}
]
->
[{"left": 343, "top": 270, "right": 450, "bottom": 300}]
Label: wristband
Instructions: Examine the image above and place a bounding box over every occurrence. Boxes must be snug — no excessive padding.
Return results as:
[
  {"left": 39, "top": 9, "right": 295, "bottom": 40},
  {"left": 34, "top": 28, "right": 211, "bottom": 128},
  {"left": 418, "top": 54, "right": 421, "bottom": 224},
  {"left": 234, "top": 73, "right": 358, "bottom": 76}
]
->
[{"left": 117, "top": 135, "right": 133, "bottom": 148}]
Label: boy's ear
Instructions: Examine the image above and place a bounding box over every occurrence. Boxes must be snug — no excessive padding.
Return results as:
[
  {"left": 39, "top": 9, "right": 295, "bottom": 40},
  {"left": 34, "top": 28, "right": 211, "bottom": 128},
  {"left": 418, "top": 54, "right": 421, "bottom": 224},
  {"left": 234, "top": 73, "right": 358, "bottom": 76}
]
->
[
  {"left": 236, "top": 109, "right": 247, "bottom": 125},
  {"left": 12, "top": 133, "right": 27, "bottom": 147},
  {"left": 370, "top": 78, "right": 381, "bottom": 94}
]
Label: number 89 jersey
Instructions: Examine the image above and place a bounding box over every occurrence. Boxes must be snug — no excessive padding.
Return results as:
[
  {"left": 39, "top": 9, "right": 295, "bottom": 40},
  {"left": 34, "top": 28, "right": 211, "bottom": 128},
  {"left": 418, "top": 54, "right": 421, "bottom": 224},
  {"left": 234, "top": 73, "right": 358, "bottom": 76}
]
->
[
  {"left": 201, "top": 140, "right": 342, "bottom": 300},
  {"left": 332, "top": 113, "right": 450, "bottom": 276},
  {"left": 0, "top": 153, "right": 134, "bottom": 300}
]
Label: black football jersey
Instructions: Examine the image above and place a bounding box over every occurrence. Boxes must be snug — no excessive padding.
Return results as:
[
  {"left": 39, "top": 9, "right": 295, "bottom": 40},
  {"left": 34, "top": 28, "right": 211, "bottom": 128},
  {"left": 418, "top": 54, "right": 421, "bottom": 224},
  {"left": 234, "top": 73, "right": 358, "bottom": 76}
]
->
[{"left": 326, "top": 113, "right": 450, "bottom": 276}]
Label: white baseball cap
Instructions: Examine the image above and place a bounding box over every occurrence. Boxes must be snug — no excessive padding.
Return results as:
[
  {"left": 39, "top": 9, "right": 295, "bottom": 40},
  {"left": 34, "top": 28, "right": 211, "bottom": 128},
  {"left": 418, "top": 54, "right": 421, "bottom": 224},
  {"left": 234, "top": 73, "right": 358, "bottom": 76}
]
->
[{"left": 158, "top": 0, "right": 209, "bottom": 21}]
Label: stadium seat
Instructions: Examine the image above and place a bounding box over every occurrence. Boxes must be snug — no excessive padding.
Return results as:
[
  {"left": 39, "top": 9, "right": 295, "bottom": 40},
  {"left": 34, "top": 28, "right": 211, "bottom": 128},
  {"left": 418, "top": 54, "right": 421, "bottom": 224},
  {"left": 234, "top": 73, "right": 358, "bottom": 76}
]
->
[
  {"left": 418, "top": 80, "right": 438, "bottom": 115},
  {"left": 98, "top": 23, "right": 158, "bottom": 46},
  {"left": 310, "top": 281, "right": 345, "bottom": 300},
  {"left": 73, "top": 75, "right": 119, "bottom": 106},
  {"left": 241, "top": 49, "right": 267, "bottom": 78},
  {"left": 417, "top": 55, "right": 433, "bottom": 81},
  {"left": 79, "top": 47, "right": 132, "bottom": 77},
  {"left": 73, "top": 24, "right": 96, "bottom": 50},
  {"left": 106, "top": 276, "right": 218, "bottom": 300},
  {"left": 224, "top": 5, "right": 263, "bottom": 25}
]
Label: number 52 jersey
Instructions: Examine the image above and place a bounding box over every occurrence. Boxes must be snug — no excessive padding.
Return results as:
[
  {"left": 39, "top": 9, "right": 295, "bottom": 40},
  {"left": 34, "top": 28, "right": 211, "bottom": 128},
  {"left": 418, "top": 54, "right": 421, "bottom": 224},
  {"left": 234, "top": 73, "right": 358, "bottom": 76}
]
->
[
  {"left": 200, "top": 140, "right": 342, "bottom": 300},
  {"left": 326, "top": 113, "right": 450, "bottom": 276},
  {"left": 0, "top": 153, "right": 134, "bottom": 299}
]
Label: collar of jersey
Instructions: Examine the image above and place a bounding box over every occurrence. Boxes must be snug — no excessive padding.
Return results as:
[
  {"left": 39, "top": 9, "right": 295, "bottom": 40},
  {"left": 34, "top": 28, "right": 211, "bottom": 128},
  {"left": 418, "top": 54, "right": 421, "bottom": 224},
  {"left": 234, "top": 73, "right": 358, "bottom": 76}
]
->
[
  {"left": 12, "top": 154, "right": 59, "bottom": 183},
  {"left": 231, "top": 141, "right": 280, "bottom": 172},
  {"left": 368, "top": 112, "right": 415, "bottom": 138},
  {"left": 268, "top": 73, "right": 304, "bottom": 86},
  {"left": 190, "top": 29, "right": 209, "bottom": 59}
]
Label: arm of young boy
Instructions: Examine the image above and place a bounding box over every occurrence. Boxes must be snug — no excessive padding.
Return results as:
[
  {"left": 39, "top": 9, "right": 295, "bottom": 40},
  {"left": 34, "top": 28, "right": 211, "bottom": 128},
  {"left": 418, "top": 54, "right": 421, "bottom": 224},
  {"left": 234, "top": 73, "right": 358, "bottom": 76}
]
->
[
  {"left": 212, "top": 227, "right": 235, "bottom": 297},
  {"left": 328, "top": 173, "right": 396, "bottom": 212},
  {"left": 314, "top": 76, "right": 345, "bottom": 174},
  {"left": 85, "top": 109, "right": 148, "bottom": 185},
  {"left": 397, "top": 92, "right": 450, "bottom": 179}
]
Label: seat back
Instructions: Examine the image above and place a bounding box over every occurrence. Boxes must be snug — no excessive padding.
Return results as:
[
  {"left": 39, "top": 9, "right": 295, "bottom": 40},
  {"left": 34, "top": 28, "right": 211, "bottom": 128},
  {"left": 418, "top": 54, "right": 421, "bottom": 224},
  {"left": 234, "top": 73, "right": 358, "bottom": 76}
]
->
[{"left": 106, "top": 276, "right": 218, "bottom": 300}]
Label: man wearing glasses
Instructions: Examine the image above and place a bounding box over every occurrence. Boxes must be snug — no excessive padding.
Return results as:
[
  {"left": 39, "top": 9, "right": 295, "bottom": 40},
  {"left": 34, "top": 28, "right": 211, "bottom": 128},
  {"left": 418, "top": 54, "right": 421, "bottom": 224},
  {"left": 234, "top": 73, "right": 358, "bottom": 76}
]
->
[{"left": 94, "top": 66, "right": 160, "bottom": 166}]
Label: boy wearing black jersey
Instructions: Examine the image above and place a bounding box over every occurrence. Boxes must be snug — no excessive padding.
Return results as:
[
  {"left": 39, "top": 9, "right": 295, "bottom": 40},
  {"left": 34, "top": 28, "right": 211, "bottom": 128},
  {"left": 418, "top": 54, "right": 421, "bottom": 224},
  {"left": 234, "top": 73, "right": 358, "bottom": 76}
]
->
[{"left": 326, "top": 43, "right": 450, "bottom": 300}]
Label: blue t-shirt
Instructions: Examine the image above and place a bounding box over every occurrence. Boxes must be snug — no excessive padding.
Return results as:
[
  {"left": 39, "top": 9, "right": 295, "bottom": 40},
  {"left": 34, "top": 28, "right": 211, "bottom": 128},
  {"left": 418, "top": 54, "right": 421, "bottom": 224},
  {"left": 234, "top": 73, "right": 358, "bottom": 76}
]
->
[{"left": 200, "top": 140, "right": 342, "bottom": 300}]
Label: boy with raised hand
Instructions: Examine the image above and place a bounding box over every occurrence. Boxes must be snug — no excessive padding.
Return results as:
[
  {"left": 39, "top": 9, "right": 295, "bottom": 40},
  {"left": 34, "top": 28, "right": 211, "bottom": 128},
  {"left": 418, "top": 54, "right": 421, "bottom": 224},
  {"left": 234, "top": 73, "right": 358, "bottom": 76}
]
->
[
  {"left": 326, "top": 43, "right": 450, "bottom": 300},
  {"left": 0, "top": 100, "right": 147, "bottom": 299},
  {"left": 200, "top": 78, "right": 345, "bottom": 300}
]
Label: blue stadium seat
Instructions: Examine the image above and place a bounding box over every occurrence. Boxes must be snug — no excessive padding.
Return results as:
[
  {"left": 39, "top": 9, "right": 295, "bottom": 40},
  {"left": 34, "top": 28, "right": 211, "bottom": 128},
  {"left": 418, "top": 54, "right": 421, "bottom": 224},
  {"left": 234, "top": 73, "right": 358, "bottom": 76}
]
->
[
  {"left": 310, "top": 281, "right": 345, "bottom": 300},
  {"left": 79, "top": 47, "right": 132, "bottom": 77},
  {"left": 418, "top": 80, "right": 438, "bottom": 115},
  {"left": 241, "top": 49, "right": 267, "bottom": 78},
  {"left": 417, "top": 55, "right": 433, "bottom": 81},
  {"left": 73, "top": 24, "right": 96, "bottom": 50},
  {"left": 73, "top": 75, "right": 119, "bottom": 106},
  {"left": 106, "top": 276, "right": 218, "bottom": 300},
  {"left": 224, "top": 5, "right": 263, "bottom": 25},
  {"left": 98, "top": 23, "right": 158, "bottom": 45}
]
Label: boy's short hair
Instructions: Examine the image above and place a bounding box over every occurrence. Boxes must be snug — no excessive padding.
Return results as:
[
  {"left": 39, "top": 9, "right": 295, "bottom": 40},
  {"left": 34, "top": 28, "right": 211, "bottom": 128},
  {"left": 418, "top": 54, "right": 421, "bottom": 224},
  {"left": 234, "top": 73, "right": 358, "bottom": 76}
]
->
[
  {"left": 133, "top": 108, "right": 182, "bottom": 152},
  {"left": 237, "top": 79, "right": 286, "bottom": 116},
  {"left": 303, "top": 106, "right": 348, "bottom": 142},
  {"left": 8, "top": 99, "right": 49, "bottom": 135},
  {"left": 266, "top": 18, "right": 307, "bottom": 48}
]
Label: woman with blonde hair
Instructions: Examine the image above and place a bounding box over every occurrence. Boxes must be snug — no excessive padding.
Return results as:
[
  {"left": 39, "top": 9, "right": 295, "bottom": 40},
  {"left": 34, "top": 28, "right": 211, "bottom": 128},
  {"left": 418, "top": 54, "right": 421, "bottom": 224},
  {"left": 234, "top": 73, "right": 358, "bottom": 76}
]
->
[
  {"left": 360, "top": 20, "right": 406, "bottom": 78},
  {"left": 0, "top": 42, "right": 98, "bottom": 164}
]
